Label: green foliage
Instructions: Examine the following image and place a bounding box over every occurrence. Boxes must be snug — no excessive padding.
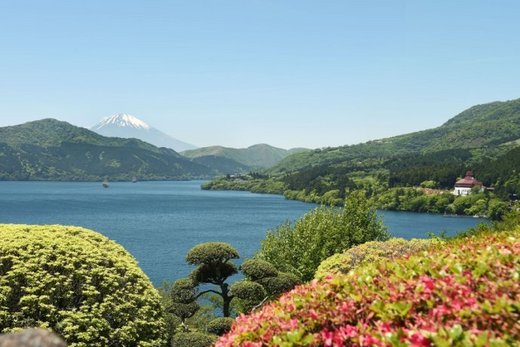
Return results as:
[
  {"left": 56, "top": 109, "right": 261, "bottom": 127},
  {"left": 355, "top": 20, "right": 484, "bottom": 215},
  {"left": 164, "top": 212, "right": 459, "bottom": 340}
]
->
[
  {"left": 493, "top": 209, "right": 520, "bottom": 231},
  {"left": 443, "top": 191, "right": 509, "bottom": 219},
  {"left": 372, "top": 187, "right": 509, "bottom": 219},
  {"left": 190, "top": 263, "right": 238, "bottom": 286},
  {"left": 257, "top": 191, "right": 389, "bottom": 281},
  {"left": 233, "top": 260, "right": 300, "bottom": 314},
  {"left": 171, "top": 331, "right": 216, "bottom": 347},
  {"left": 239, "top": 259, "right": 278, "bottom": 281},
  {"left": 186, "top": 242, "right": 239, "bottom": 265},
  {"left": 229, "top": 281, "right": 267, "bottom": 312},
  {"left": 202, "top": 177, "right": 285, "bottom": 194},
  {"left": 0, "top": 224, "right": 166, "bottom": 347},
  {"left": 206, "top": 318, "right": 235, "bottom": 336},
  {"left": 315, "top": 238, "right": 434, "bottom": 280},
  {"left": 170, "top": 278, "right": 197, "bottom": 303},
  {"left": 186, "top": 243, "right": 239, "bottom": 294},
  {"left": 255, "top": 272, "right": 301, "bottom": 297},
  {"left": 420, "top": 180, "right": 438, "bottom": 188},
  {"left": 387, "top": 149, "right": 472, "bottom": 188},
  {"left": 168, "top": 278, "right": 200, "bottom": 325},
  {"left": 168, "top": 302, "right": 200, "bottom": 325}
]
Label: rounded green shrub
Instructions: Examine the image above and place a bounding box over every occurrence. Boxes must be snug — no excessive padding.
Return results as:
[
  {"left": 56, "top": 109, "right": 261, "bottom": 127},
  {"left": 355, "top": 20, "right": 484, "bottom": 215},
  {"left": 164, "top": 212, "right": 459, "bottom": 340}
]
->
[
  {"left": 230, "top": 281, "right": 266, "bottom": 302},
  {"left": 171, "top": 331, "right": 216, "bottom": 347},
  {"left": 315, "top": 238, "right": 434, "bottom": 280},
  {"left": 256, "top": 272, "right": 300, "bottom": 297},
  {"left": 206, "top": 317, "right": 234, "bottom": 336},
  {"left": 186, "top": 242, "right": 239, "bottom": 265},
  {"left": 240, "top": 259, "right": 278, "bottom": 281},
  {"left": 0, "top": 224, "right": 166, "bottom": 346}
]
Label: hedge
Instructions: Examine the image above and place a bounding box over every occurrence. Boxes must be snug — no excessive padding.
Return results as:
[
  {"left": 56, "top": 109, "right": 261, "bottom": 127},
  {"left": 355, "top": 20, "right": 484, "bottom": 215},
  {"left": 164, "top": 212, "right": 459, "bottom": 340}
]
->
[{"left": 0, "top": 224, "right": 166, "bottom": 347}]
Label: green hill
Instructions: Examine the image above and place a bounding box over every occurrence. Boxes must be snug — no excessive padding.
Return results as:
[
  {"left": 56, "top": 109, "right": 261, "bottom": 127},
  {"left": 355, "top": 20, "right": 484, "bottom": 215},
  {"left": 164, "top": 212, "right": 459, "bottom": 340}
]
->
[
  {"left": 0, "top": 119, "right": 213, "bottom": 181},
  {"left": 190, "top": 155, "right": 251, "bottom": 174},
  {"left": 271, "top": 98, "right": 520, "bottom": 174},
  {"left": 182, "top": 144, "right": 308, "bottom": 170},
  {"left": 204, "top": 98, "right": 520, "bottom": 213}
]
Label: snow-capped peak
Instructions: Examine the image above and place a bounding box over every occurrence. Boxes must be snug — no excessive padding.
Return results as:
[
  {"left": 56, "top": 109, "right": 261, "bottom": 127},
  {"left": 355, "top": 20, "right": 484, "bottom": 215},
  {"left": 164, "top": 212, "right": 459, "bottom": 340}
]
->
[{"left": 92, "top": 113, "right": 151, "bottom": 130}]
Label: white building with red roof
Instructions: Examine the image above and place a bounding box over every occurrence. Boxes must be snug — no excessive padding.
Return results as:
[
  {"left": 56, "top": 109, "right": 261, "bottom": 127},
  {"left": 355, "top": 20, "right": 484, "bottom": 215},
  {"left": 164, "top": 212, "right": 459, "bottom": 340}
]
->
[{"left": 453, "top": 171, "right": 484, "bottom": 196}]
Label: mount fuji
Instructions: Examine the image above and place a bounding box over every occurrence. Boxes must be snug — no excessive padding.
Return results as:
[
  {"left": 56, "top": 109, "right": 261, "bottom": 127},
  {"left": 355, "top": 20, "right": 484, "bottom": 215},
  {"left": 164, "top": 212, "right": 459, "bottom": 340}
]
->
[{"left": 91, "top": 114, "right": 197, "bottom": 152}]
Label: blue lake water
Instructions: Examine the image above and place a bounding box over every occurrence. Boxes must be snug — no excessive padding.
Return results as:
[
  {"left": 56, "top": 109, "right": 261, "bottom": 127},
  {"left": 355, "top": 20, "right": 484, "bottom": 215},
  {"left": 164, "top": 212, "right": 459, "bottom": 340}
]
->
[{"left": 0, "top": 181, "right": 486, "bottom": 285}]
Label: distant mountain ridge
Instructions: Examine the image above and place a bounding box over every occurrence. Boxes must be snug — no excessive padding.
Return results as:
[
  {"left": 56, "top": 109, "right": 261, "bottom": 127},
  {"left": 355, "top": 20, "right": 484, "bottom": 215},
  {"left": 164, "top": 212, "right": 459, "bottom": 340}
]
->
[
  {"left": 182, "top": 144, "right": 308, "bottom": 171},
  {"left": 91, "top": 113, "right": 197, "bottom": 152},
  {"left": 0, "top": 119, "right": 211, "bottom": 181}
]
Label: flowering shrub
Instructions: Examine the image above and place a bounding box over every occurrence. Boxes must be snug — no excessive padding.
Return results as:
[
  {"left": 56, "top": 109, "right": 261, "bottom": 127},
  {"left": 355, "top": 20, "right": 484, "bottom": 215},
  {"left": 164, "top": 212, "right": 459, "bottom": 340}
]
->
[
  {"left": 315, "top": 238, "right": 435, "bottom": 280},
  {"left": 217, "top": 229, "right": 520, "bottom": 346}
]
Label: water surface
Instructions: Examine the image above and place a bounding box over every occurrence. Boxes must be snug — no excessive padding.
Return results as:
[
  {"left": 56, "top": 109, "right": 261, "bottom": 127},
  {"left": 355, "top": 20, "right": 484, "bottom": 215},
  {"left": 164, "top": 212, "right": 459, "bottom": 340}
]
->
[{"left": 0, "top": 181, "right": 486, "bottom": 284}]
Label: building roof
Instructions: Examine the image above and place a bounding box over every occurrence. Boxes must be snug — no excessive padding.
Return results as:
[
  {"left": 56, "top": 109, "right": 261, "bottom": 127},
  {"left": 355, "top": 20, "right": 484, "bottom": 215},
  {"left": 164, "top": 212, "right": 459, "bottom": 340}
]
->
[{"left": 455, "top": 171, "right": 483, "bottom": 188}]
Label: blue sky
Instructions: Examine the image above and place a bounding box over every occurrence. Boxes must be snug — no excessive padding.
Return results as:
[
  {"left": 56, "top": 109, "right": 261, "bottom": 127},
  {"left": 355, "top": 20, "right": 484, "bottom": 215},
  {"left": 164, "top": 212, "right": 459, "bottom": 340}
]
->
[{"left": 0, "top": 1, "right": 519, "bottom": 149}]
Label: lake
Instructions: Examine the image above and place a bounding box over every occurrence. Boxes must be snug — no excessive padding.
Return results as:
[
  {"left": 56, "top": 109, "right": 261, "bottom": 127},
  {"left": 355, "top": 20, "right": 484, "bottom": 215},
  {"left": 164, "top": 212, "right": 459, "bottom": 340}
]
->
[{"left": 0, "top": 181, "right": 486, "bottom": 285}]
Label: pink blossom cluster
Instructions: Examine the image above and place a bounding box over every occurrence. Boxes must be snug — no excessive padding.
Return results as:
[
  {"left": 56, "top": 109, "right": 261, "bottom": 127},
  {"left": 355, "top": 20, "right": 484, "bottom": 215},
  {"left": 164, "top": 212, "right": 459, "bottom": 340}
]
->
[{"left": 216, "top": 231, "right": 520, "bottom": 346}]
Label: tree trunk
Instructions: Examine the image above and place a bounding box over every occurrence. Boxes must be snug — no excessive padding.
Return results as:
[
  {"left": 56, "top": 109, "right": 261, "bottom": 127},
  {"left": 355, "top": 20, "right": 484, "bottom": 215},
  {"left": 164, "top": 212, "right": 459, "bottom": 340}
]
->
[{"left": 221, "top": 283, "right": 231, "bottom": 317}]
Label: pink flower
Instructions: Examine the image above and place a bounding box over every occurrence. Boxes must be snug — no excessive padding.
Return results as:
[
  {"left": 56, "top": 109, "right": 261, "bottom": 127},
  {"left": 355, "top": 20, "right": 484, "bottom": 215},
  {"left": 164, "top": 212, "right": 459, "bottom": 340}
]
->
[{"left": 408, "top": 332, "right": 431, "bottom": 347}]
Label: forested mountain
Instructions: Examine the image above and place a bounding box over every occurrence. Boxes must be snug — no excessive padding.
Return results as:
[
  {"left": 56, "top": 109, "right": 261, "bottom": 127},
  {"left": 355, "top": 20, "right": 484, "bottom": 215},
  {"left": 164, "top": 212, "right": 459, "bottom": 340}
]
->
[
  {"left": 0, "top": 119, "right": 212, "bottom": 181},
  {"left": 182, "top": 144, "right": 308, "bottom": 170},
  {"left": 265, "top": 98, "right": 520, "bottom": 192},
  {"left": 205, "top": 98, "right": 520, "bottom": 212},
  {"left": 271, "top": 98, "right": 520, "bottom": 174}
]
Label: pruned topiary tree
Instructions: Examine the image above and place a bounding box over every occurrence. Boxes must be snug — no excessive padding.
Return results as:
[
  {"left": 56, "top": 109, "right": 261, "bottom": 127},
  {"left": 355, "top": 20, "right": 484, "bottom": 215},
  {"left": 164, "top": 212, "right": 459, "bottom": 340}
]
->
[
  {"left": 169, "top": 242, "right": 299, "bottom": 325},
  {"left": 186, "top": 242, "right": 240, "bottom": 317}
]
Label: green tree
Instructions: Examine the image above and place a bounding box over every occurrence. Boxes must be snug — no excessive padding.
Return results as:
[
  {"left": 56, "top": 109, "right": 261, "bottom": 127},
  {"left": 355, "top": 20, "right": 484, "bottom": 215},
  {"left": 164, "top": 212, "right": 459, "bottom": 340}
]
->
[
  {"left": 257, "top": 191, "right": 389, "bottom": 281},
  {"left": 186, "top": 242, "right": 239, "bottom": 317},
  {"left": 169, "top": 243, "right": 299, "bottom": 324}
]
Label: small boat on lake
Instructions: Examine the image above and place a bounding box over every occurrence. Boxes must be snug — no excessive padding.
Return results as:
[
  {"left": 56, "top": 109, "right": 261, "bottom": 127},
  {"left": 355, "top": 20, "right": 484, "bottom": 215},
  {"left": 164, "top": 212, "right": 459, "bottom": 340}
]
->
[
  {"left": 102, "top": 178, "right": 109, "bottom": 188},
  {"left": 132, "top": 176, "right": 137, "bottom": 183}
]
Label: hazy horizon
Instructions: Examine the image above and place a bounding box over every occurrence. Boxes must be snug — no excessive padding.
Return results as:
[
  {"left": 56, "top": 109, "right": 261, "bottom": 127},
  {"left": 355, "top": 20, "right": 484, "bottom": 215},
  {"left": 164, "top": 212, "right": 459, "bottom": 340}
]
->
[{"left": 1, "top": 1, "right": 519, "bottom": 148}]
